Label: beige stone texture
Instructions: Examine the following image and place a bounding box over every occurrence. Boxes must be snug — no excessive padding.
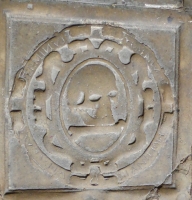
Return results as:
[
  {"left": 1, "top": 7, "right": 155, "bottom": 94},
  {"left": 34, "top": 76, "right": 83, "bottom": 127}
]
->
[{"left": 0, "top": 0, "right": 192, "bottom": 199}]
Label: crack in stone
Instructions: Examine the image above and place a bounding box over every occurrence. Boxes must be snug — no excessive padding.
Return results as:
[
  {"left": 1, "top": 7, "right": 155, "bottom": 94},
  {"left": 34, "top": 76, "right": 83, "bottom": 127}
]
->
[{"left": 143, "top": 153, "right": 192, "bottom": 200}]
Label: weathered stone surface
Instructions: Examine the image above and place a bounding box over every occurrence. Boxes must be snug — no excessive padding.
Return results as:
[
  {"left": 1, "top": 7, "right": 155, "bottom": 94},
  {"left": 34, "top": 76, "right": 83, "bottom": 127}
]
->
[
  {"left": 0, "top": 1, "right": 192, "bottom": 200},
  {"left": 11, "top": 0, "right": 184, "bottom": 9},
  {"left": 5, "top": 13, "right": 179, "bottom": 190}
]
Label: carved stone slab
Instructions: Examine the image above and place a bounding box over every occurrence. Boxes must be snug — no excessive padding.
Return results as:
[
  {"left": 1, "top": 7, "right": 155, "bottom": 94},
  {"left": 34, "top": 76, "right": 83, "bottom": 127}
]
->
[{"left": 5, "top": 12, "right": 179, "bottom": 191}]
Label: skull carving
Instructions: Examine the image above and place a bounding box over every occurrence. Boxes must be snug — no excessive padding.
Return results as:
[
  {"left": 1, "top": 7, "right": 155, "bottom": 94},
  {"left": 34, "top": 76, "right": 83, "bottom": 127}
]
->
[{"left": 62, "top": 60, "right": 128, "bottom": 153}]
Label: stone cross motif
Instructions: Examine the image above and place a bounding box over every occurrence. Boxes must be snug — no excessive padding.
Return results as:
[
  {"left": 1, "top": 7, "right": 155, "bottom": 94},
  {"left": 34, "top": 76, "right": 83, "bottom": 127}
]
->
[{"left": 6, "top": 20, "right": 178, "bottom": 191}]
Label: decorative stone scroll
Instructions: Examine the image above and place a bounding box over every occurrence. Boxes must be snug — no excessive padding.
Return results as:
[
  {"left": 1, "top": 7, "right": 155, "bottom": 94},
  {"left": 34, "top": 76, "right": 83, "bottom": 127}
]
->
[{"left": 5, "top": 15, "right": 179, "bottom": 191}]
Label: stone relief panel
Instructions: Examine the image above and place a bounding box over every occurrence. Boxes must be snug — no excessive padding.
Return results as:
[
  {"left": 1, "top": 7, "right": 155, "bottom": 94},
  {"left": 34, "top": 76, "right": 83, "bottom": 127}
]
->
[{"left": 5, "top": 13, "right": 179, "bottom": 191}]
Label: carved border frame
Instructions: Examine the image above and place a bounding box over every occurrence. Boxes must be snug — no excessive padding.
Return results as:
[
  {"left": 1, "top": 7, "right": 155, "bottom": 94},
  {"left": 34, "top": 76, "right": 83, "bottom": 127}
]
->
[{"left": 4, "top": 12, "right": 180, "bottom": 192}]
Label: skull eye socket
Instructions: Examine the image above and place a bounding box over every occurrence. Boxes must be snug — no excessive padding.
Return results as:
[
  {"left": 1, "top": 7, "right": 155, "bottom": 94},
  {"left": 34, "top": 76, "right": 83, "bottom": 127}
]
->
[
  {"left": 89, "top": 94, "right": 102, "bottom": 101},
  {"left": 76, "top": 91, "right": 85, "bottom": 105},
  {"left": 108, "top": 90, "right": 117, "bottom": 97}
]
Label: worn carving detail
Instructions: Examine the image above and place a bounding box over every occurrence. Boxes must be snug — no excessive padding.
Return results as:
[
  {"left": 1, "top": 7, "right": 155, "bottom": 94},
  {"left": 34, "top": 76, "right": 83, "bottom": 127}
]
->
[
  {"left": 6, "top": 21, "right": 178, "bottom": 191},
  {"left": 132, "top": 71, "right": 139, "bottom": 85},
  {"left": 46, "top": 95, "right": 52, "bottom": 120},
  {"left": 58, "top": 44, "right": 74, "bottom": 62},
  {"left": 118, "top": 46, "right": 134, "bottom": 64},
  {"left": 51, "top": 67, "right": 60, "bottom": 84},
  {"left": 51, "top": 135, "right": 63, "bottom": 148},
  {"left": 76, "top": 91, "right": 85, "bottom": 105}
]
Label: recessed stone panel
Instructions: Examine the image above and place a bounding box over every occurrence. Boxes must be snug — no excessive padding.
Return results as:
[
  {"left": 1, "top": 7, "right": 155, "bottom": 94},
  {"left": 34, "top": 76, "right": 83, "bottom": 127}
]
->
[{"left": 5, "top": 13, "right": 179, "bottom": 191}]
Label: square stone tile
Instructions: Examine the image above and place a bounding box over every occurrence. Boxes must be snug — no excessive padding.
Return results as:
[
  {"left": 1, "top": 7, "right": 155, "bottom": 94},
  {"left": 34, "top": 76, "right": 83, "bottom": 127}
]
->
[
  {"left": 5, "top": 11, "right": 179, "bottom": 191},
  {"left": 1, "top": 0, "right": 192, "bottom": 199}
]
